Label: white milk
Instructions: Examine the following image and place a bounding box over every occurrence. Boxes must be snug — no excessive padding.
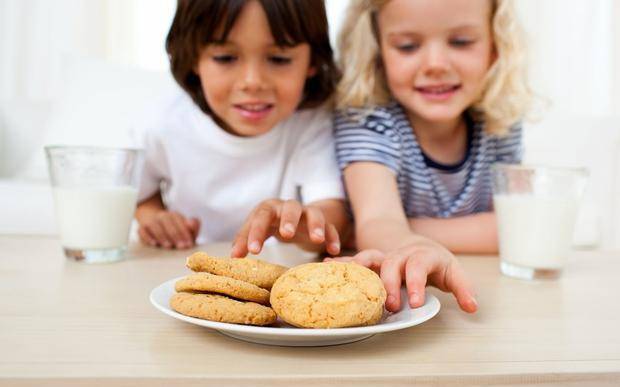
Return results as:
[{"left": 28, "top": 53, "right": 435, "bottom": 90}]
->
[
  {"left": 494, "top": 194, "right": 579, "bottom": 269},
  {"left": 53, "top": 186, "right": 138, "bottom": 250}
]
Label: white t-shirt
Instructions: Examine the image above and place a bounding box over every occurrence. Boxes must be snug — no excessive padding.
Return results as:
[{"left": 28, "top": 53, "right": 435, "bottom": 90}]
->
[{"left": 134, "top": 91, "right": 344, "bottom": 244}]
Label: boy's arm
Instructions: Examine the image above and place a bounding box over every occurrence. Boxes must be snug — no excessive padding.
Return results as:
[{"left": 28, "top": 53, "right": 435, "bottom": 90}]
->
[
  {"left": 408, "top": 213, "right": 498, "bottom": 255},
  {"left": 135, "top": 191, "right": 166, "bottom": 219},
  {"left": 135, "top": 191, "right": 200, "bottom": 249}
]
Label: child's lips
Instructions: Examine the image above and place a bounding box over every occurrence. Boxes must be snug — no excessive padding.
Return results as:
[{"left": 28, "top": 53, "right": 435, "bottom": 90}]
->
[
  {"left": 234, "top": 103, "right": 274, "bottom": 121},
  {"left": 415, "top": 84, "right": 461, "bottom": 101}
]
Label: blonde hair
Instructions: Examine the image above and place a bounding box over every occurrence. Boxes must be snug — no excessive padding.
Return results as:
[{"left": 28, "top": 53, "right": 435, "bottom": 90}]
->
[{"left": 336, "top": 0, "right": 533, "bottom": 135}]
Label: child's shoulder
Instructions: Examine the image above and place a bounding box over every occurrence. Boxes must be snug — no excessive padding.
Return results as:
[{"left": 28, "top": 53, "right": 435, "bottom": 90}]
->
[
  {"left": 335, "top": 101, "right": 404, "bottom": 131},
  {"left": 135, "top": 88, "right": 203, "bottom": 136}
]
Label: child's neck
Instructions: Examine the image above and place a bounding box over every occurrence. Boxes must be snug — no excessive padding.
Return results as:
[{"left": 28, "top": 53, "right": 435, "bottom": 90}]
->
[{"left": 407, "top": 113, "right": 468, "bottom": 166}]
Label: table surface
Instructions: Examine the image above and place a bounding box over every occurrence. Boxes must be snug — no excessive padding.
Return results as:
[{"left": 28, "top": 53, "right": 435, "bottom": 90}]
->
[{"left": 1, "top": 234, "right": 619, "bottom": 387}]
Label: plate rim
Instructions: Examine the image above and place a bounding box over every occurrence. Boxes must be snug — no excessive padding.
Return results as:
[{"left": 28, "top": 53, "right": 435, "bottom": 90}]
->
[{"left": 150, "top": 277, "right": 440, "bottom": 337}]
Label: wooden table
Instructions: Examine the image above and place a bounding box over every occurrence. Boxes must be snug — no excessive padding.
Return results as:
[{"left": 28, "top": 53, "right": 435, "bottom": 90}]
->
[{"left": 1, "top": 234, "right": 619, "bottom": 386}]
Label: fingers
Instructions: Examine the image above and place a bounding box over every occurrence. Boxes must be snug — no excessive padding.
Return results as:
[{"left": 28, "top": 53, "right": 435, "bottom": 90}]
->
[
  {"left": 380, "top": 257, "right": 405, "bottom": 312},
  {"left": 323, "top": 249, "right": 384, "bottom": 272},
  {"left": 186, "top": 218, "right": 201, "bottom": 239},
  {"left": 443, "top": 260, "right": 478, "bottom": 313},
  {"left": 324, "top": 223, "right": 341, "bottom": 255},
  {"left": 170, "top": 213, "right": 193, "bottom": 248},
  {"left": 231, "top": 217, "right": 252, "bottom": 258},
  {"left": 246, "top": 203, "right": 278, "bottom": 255},
  {"left": 145, "top": 219, "right": 174, "bottom": 248},
  {"left": 278, "top": 200, "right": 303, "bottom": 239},
  {"left": 303, "top": 206, "right": 326, "bottom": 244},
  {"left": 160, "top": 214, "right": 192, "bottom": 249},
  {"left": 138, "top": 212, "right": 199, "bottom": 250},
  {"left": 404, "top": 257, "right": 429, "bottom": 309},
  {"left": 138, "top": 226, "right": 157, "bottom": 247}
]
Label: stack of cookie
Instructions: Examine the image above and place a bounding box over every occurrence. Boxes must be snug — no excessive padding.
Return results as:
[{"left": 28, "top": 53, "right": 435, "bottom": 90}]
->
[{"left": 170, "top": 252, "right": 288, "bottom": 326}]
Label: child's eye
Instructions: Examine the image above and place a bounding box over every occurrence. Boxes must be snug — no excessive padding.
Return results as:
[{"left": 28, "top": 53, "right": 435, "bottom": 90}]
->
[
  {"left": 212, "top": 55, "right": 237, "bottom": 64},
  {"left": 450, "top": 38, "right": 474, "bottom": 48},
  {"left": 268, "top": 55, "right": 292, "bottom": 65},
  {"left": 396, "top": 43, "right": 419, "bottom": 53}
]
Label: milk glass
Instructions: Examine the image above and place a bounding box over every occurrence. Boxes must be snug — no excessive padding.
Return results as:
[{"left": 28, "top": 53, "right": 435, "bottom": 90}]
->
[
  {"left": 493, "top": 164, "right": 587, "bottom": 280},
  {"left": 45, "top": 146, "right": 143, "bottom": 263}
]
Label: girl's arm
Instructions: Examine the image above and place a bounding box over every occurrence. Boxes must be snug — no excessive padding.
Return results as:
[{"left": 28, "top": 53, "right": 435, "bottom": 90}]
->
[
  {"left": 344, "top": 162, "right": 423, "bottom": 251},
  {"left": 408, "top": 213, "right": 498, "bottom": 254},
  {"left": 343, "top": 161, "right": 477, "bottom": 313}
]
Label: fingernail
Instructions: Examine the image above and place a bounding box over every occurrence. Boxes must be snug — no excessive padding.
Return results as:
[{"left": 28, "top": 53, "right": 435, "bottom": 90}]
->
[
  {"left": 410, "top": 292, "right": 422, "bottom": 305},
  {"left": 249, "top": 241, "right": 260, "bottom": 252},
  {"left": 163, "top": 241, "right": 171, "bottom": 248},
  {"left": 470, "top": 296, "right": 478, "bottom": 309},
  {"left": 283, "top": 223, "right": 295, "bottom": 234},
  {"left": 387, "top": 295, "right": 396, "bottom": 306},
  {"left": 149, "top": 240, "right": 157, "bottom": 247},
  {"left": 330, "top": 242, "right": 340, "bottom": 252},
  {"left": 313, "top": 228, "right": 324, "bottom": 238}
]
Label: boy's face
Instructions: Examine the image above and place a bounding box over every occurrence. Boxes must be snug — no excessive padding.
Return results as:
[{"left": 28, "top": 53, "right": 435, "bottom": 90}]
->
[
  {"left": 195, "top": 0, "right": 315, "bottom": 137},
  {"left": 378, "top": 0, "right": 495, "bottom": 128}
]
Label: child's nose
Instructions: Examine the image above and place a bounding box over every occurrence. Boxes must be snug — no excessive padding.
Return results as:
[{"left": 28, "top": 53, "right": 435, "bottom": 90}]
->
[
  {"left": 240, "top": 61, "right": 266, "bottom": 91},
  {"left": 421, "top": 43, "right": 450, "bottom": 74}
]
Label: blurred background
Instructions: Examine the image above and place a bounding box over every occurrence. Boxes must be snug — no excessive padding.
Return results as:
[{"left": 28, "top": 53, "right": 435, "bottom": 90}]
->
[{"left": 0, "top": 0, "right": 619, "bottom": 249}]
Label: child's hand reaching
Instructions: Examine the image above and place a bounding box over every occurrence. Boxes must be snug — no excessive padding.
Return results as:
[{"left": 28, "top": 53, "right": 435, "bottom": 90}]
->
[
  {"left": 324, "top": 242, "right": 478, "bottom": 314},
  {"left": 137, "top": 210, "right": 200, "bottom": 249},
  {"left": 231, "top": 199, "right": 341, "bottom": 258}
]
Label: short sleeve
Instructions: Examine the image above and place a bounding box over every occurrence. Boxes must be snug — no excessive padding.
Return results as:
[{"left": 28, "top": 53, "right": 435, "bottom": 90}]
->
[
  {"left": 132, "top": 125, "right": 170, "bottom": 202},
  {"left": 288, "top": 108, "right": 345, "bottom": 204},
  {"left": 495, "top": 122, "right": 523, "bottom": 164},
  {"left": 333, "top": 108, "right": 402, "bottom": 175}
]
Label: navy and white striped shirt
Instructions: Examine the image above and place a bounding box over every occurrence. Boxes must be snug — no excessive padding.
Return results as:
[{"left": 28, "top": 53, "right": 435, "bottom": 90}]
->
[{"left": 334, "top": 101, "right": 522, "bottom": 218}]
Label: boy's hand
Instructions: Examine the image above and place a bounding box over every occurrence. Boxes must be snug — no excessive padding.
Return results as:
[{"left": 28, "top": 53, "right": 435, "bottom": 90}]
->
[
  {"left": 231, "top": 199, "right": 341, "bottom": 258},
  {"left": 324, "top": 243, "right": 477, "bottom": 314},
  {"left": 137, "top": 210, "right": 200, "bottom": 249}
]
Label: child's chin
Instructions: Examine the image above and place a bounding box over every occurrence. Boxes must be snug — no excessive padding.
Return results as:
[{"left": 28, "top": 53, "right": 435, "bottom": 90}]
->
[{"left": 233, "top": 124, "right": 273, "bottom": 137}]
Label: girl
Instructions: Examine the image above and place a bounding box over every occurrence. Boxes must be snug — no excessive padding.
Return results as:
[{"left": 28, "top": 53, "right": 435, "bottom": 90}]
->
[
  {"left": 327, "top": 0, "right": 532, "bottom": 313},
  {"left": 135, "top": 0, "right": 347, "bottom": 256}
]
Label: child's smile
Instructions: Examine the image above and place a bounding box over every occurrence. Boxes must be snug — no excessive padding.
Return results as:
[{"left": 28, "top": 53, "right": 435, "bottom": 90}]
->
[
  {"left": 414, "top": 83, "right": 463, "bottom": 102},
  {"left": 233, "top": 102, "right": 274, "bottom": 122}
]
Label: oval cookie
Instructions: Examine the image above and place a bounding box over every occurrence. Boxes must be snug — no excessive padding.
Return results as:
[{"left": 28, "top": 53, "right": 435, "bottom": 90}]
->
[
  {"left": 170, "top": 292, "right": 276, "bottom": 326},
  {"left": 186, "top": 252, "right": 288, "bottom": 290},
  {"left": 175, "top": 272, "right": 270, "bottom": 305}
]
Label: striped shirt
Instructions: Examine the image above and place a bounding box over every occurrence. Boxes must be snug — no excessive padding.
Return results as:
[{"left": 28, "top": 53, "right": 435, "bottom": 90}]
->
[{"left": 334, "top": 101, "right": 522, "bottom": 218}]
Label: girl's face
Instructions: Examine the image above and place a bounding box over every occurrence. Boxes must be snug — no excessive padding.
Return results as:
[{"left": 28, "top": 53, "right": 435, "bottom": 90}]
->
[
  {"left": 195, "top": 0, "right": 315, "bottom": 137},
  {"left": 377, "top": 0, "right": 495, "bottom": 127}
]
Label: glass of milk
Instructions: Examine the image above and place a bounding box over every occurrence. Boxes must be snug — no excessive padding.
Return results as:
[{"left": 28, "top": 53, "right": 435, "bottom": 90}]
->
[
  {"left": 493, "top": 164, "right": 587, "bottom": 280},
  {"left": 45, "top": 146, "right": 143, "bottom": 263}
]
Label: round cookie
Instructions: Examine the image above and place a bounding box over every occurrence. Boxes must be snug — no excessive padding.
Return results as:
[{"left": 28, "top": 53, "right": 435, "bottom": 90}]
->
[
  {"left": 175, "top": 272, "right": 271, "bottom": 305},
  {"left": 270, "top": 262, "right": 387, "bottom": 328},
  {"left": 170, "top": 292, "right": 277, "bottom": 326},
  {"left": 186, "top": 252, "right": 288, "bottom": 290}
]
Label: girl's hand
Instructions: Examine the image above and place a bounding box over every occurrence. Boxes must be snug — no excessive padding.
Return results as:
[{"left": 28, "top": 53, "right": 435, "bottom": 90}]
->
[
  {"left": 324, "top": 243, "right": 477, "bottom": 314},
  {"left": 137, "top": 210, "right": 200, "bottom": 249},
  {"left": 231, "top": 199, "right": 341, "bottom": 258}
]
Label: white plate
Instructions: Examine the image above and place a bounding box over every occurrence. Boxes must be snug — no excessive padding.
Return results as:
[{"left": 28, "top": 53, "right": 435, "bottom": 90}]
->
[{"left": 150, "top": 277, "right": 441, "bottom": 346}]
